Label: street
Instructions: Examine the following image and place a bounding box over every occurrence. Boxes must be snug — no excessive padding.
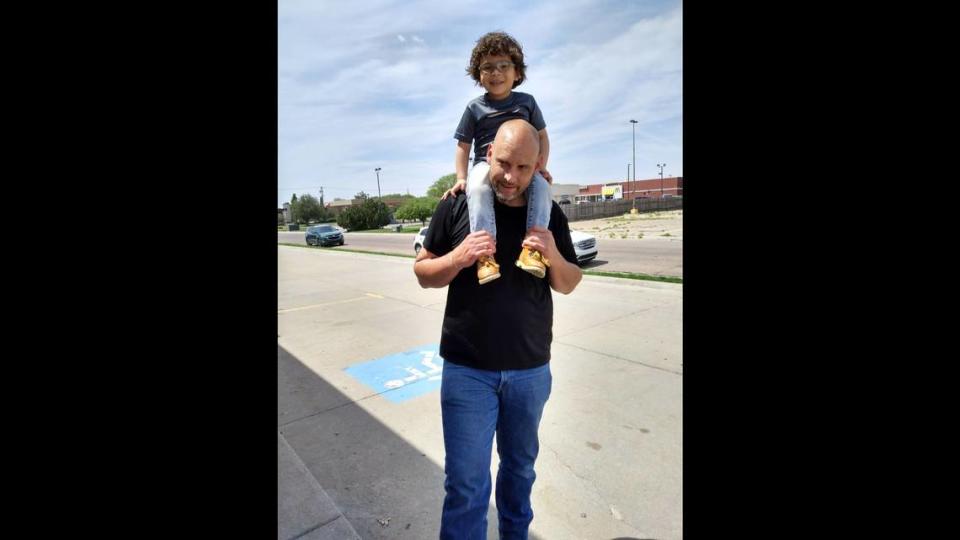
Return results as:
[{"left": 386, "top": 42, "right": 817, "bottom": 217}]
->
[{"left": 278, "top": 230, "right": 683, "bottom": 277}]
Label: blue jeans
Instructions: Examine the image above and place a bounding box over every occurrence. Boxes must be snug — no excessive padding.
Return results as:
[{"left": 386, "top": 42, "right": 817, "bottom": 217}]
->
[
  {"left": 439, "top": 361, "right": 552, "bottom": 540},
  {"left": 466, "top": 161, "right": 552, "bottom": 239}
]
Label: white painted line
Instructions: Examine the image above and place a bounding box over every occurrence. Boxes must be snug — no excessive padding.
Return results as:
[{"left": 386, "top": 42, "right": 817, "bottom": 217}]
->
[{"left": 277, "top": 294, "right": 382, "bottom": 314}]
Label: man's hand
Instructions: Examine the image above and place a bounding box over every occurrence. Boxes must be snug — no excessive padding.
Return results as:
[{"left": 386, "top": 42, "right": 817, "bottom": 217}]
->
[
  {"left": 524, "top": 226, "right": 582, "bottom": 294},
  {"left": 451, "top": 230, "right": 497, "bottom": 269},
  {"left": 539, "top": 169, "right": 553, "bottom": 184},
  {"left": 414, "top": 230, "right": 496, "bottom": 288},
  {"left": 441, "top": 179, "right": 467, "bottom": 201},
  {"left": 522, "top": 226, "right": 559, "bottom": 263}
]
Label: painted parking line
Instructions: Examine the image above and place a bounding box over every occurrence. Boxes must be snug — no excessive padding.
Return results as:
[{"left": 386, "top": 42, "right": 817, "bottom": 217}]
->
[
  {"left": 344, "top": 344, "right": 444, "bottom": 403},
  {"left": 277, "top": 292, "right": 383, "bottom": 314}
]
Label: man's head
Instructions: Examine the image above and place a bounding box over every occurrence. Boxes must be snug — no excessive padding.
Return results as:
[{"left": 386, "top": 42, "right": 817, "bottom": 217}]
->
[{"left": 485, "top": 119, "right": 542, "bottom": 206}]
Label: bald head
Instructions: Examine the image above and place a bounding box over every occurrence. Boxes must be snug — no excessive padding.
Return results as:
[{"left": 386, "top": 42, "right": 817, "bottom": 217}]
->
[
  {"left": 493, "top": 119, "right": 541, "bottom": 155},
  {"left": 485, "top": 119, "right": 543, "bottom": 206}
]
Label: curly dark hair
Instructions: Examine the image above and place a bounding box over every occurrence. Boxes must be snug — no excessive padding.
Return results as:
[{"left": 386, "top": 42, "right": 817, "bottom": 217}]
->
[{"left": 466, "top": 31, "right": 527, "bottom": 88}]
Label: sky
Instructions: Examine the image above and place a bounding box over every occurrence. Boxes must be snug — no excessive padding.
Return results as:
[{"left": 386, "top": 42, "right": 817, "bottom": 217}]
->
[{"left": 278, "top": 0, "right": 682, "bottom": 206}]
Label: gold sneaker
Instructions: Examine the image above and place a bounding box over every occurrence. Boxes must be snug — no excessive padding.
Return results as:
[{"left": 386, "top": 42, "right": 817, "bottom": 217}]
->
[
  {"left": 477, "top": 255, "right": 501, "bottom": 285},
  {"left": 515, "top": 246, "right": 550, "bottom": 278}
]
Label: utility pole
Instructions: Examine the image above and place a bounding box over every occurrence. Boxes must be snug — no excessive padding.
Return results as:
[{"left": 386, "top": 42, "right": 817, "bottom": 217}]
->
[
  {"left": 657, "top": 162, "right": 666, "bottom": 199},
  {"left": 629, "top": 119, "right": 638, "bottom": 209}
]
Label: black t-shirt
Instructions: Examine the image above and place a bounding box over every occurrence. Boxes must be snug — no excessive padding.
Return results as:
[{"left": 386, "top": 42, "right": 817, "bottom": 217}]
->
[{"left": 422, "top": 194, "right": 578, "bottom": 371}]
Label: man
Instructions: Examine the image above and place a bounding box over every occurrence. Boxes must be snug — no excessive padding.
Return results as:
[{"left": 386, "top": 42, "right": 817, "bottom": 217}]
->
[{"left": 414, "top": 119, "right": 582, "bottom": 539}]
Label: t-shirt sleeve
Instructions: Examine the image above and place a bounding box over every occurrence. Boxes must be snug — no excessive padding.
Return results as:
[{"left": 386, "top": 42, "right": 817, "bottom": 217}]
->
[
  {"left": 422, "top": 197, "right": 453, "bottom": 256},
  {"left": 454, "top": 106, "right": 475, "bottom": 144},
  {"left": 549, "top": 203, "right": 578, "bottom": 265},
  {"left": 528, "top": 96, "right": 546, "bottom": 131}
]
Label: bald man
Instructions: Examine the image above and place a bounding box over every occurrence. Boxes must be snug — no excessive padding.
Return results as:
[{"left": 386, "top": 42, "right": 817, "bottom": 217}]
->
[{"left": 415, "top": 119, "right": 582, "bottom": 538}]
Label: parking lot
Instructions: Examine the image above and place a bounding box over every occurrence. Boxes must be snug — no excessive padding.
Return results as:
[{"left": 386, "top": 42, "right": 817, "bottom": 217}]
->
[{"left": 278, "top": 245, "right": 682, "bottom": 539}]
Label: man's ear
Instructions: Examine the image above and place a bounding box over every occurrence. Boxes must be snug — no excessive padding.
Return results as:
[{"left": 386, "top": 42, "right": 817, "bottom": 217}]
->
[{"left": 487, "top": 145, "right": 494, "bottom": 162}]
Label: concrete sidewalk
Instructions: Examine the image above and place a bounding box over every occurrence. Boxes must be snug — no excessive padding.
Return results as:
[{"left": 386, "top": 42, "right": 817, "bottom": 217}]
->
[
  {"left": 278, "top": 246, "right": 682, "bottom": 539},
  {"left": 279, "top": 431, "right": 360, "bottom": 539}
]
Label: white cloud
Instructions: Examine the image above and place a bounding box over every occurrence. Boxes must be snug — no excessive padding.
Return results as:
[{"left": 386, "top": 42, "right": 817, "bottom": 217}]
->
[{"left": 278, "top": 0, "right": 683, "bottom": 203}]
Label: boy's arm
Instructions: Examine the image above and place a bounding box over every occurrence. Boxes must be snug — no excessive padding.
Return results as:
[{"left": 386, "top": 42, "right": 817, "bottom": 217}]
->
[
  {"left": 455, "top": 142, "right": 471, "bottom": 183},
  {"left": 445, "top": 141, "right": 472, "bottom": 199},
  {"left": 538, "top": 128, "right": 552, "bottom": 183}
]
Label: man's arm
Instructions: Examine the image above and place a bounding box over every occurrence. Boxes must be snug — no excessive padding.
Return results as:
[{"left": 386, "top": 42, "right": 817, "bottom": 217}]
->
[
  {"left": 413, "top": 247, "right": 463, "bottom": 288},
  {"left": 545, "top": 254, "right": 582, "bottom": 294},
  {"left": 414, "top": 230, "right": 497, "bottom": 288},
  {"left": 522, "top": 226, "right": 582, "bottom": 294}
]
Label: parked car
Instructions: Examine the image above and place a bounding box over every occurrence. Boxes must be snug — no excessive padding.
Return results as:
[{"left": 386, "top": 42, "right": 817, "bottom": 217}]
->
[
  {"left": 414, "top": 226, "right": 598, "bottom": 266},
  {"left": 570, "top": 230, "right": 598, "bottom": 265},
  {"left": 413, "top": 226, "right": 429, "bottom": 255},
  {"left": 305, "top": 224, "right": 344, "bottom": 247}
]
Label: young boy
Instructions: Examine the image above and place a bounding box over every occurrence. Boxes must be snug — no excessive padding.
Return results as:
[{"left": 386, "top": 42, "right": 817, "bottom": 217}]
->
[{"left": 447, "top": 31, "right": 554, "bottom": 284}]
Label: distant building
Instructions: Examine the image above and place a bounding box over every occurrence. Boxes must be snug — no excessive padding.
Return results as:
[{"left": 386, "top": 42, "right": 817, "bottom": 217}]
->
[
  {"left": 325, "top": 199, "right": 354, "bottom": 217},
  {"left": 550, "top": 183, "right": 580, "bottom": 203},
  {"left": 576, "top": 177, "right": 683, "bottom": 202}
]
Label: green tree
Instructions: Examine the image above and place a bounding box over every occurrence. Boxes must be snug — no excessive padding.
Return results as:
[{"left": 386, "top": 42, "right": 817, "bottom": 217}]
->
[
  {"left": 289, "top": 194, "right": 300, "bottom": 224},
  {"left": 337, "top": 198, "right": 391, "bottom": 231},
  {"left": 316, "top": 192, "right": 331, "bottom": 222},
  {"left": 354, "top": 191, "right": 370, "bottom": 200},
  {"left": 395, "top": 197, "right": 438, "bottom": 226},
  {"left": 426, "top": 173, "right": 458, "bottom": 199},
  {"left": 295, "top": 194, "right": 323, "bottom": 224},
  {"left": 382, "top": 193, "right": 416, "bottom": 200}
]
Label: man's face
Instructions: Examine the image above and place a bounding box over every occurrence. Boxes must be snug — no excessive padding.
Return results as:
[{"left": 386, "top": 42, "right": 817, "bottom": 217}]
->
[{"left": 486, "top": 129, "right": 541, "bottom": 204}]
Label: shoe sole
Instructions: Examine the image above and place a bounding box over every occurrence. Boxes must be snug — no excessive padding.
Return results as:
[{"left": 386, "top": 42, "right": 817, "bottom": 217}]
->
[
  {"left": 478, "top": 272, "right": 501, "bottom": 285},
  {"left": 515, "top": 260, "right": 546, "bottom": 278}
]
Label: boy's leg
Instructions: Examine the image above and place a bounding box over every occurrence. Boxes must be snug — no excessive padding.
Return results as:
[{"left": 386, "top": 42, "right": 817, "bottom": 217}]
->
[
  {"left": 494, "top": 363, "right": 552, "bottom": 540},
  {"left": 466, "top": 161, "right": 500, "bottom": 284},
  {"left": 516, "top": 172, "right": 552, "bottom": 278},
  {"left": 524, "top": 172, "right": 552, "bottom": 232},
  {"left": 440, "top": 361, "right": 501, "bottom": 540}
]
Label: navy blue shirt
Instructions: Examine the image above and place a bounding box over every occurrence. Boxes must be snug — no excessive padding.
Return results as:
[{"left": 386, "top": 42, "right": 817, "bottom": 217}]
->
[
  {"left": 454, "top": 92, "right": 547, "bottom": 164},
  {"left": 423, "top": 193, "right": 577, "bottom": 371}
]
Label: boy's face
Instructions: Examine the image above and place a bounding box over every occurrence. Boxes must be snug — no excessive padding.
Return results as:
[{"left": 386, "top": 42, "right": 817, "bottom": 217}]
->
[{"left": 478, "top": 54, "right": 516, "bottom": 100}]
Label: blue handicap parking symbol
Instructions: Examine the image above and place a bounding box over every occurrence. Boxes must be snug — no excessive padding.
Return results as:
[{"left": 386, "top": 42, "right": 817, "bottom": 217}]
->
[{"left": 344, "top": 344, "right": 445, "bottom": 403}]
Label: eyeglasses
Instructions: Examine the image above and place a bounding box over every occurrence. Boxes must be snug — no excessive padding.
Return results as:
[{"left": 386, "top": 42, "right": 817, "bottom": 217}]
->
[{"left": 479, "top": 61, "right": 514, "bottom": 74}]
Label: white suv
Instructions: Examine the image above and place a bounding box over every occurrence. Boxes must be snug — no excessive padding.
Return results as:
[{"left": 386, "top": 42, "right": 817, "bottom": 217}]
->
[
  {"left": 413, "top": 227, "right": 429, "bottom": 255},
  {"left": 570, "top": 230, "right": 598, "bottom": 265}
]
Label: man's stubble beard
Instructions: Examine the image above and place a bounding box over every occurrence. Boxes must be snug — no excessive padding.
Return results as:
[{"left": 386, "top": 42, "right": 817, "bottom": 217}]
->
[{"left": 491, "top": 176, "right": 526, "bottom": 203}]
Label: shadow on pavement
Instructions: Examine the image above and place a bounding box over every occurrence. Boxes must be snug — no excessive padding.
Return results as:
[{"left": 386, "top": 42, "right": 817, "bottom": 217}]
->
[
  {"left": 278, "top": 344, "right": 546, "bottom": 540},
  {"left": 581, "top": 259, "right": 609, "bottom": 269}
]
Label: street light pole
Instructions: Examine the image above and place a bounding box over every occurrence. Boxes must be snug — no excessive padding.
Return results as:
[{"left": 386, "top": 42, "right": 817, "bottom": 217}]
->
[
  {"left": 629, "top": 120, "right": 638, "bottom": 209},
  {"left": 374, "top": 167, "right": 382, "bottom": 199},
  {"left": 657, "top": 162, "right": 666, "bottom": 199}
]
